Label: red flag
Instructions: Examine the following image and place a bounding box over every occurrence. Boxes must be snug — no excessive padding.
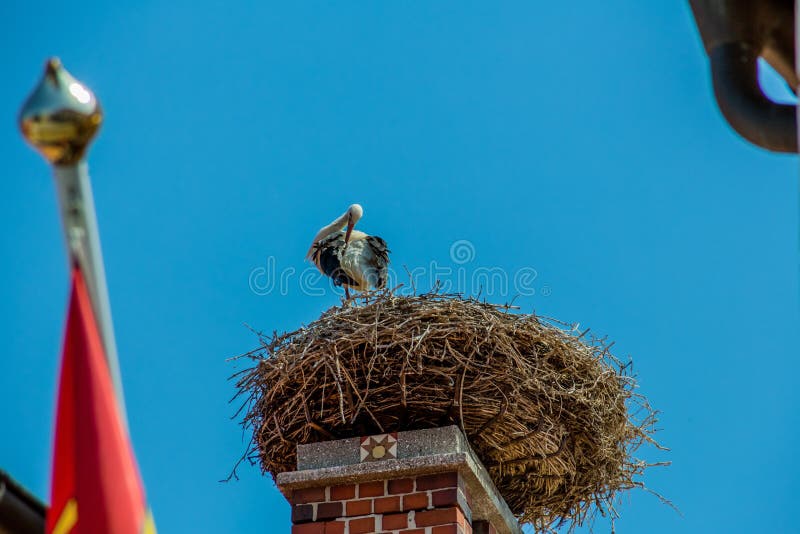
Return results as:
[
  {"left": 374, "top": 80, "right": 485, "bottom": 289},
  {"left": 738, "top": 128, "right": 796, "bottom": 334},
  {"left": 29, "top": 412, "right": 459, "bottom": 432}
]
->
[{"left": 47, "top": 268, "right": 155, "bottom": 534}]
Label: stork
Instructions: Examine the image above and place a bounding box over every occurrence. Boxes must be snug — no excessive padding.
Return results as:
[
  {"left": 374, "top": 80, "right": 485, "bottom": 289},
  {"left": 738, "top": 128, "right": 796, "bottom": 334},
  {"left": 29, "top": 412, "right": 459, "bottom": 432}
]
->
[{"left": 307, "top": 204, "right": 390, "bottom": 299}]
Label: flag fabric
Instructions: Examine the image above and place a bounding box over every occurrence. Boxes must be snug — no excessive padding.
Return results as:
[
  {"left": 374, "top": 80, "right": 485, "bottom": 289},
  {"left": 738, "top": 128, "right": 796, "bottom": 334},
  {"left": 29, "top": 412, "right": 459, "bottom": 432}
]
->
[{"left": 46, "top": 267, "right": 155, "bottom": 534}]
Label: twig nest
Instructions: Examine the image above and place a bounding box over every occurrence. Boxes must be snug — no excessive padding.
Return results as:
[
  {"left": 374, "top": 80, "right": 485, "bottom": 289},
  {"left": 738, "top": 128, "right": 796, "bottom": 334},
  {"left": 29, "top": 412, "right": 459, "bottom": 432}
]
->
[{"left": 232, "top": 292, "right": 660, "bottom": 531}]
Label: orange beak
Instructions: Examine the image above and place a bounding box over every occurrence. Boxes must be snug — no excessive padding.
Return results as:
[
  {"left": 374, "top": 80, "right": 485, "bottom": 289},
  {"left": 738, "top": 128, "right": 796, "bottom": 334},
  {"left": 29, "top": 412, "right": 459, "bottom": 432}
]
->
[{"left": 344, "top": 215, "right": 354, "bottom": 244}]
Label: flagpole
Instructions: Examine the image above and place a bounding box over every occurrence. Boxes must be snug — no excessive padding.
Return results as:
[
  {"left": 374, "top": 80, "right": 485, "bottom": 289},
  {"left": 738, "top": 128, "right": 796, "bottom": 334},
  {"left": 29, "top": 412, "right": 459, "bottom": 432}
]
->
[{"left": 19, "top": 58, "right": 128, "bottom": 426}]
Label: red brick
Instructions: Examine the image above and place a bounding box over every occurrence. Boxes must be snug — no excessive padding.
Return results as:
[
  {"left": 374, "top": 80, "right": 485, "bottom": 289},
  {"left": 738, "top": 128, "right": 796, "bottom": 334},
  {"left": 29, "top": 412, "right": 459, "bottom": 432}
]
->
[
  {"left": 345, "top": 499, "right": 372, "bottom": 516},
  {"left": 324, "top": 521, "right": 345, "bottom": 534},
  {"left": 382, "top": 512, "right": 409, "bottom": 530},
  {"left": 349, "top": 516, "right": 376, "bottom": 534},
  {"left": 330, "top": 484, "right": 356, "bottom": 500},
  {"left": 400, "top": 530, "right": 426, "bottom": 534},
  {"left": 293, "top": 487, "right": 326, "bottom": 504},
  {"left": 374, "top": 495, "right": 401, "bottom": 513},
  {"left": 359, "top": 480, "right": 385, "bottom": 497},
  {"left": 292, "top": 524, "right": 325, "bottom": 534},
  {"left": 402, "top": 492, "right": 429, "bottom": 511},
  {"left": 316, "top": 502, "right": 343, "bottom": 521},
  {"left": 415, "top": 507, "right": 463, "bottom": 527},
  {"left": 292, "top": 504, "right": 314, "bottom": 523},
  {"left": 417, "top": 472, "right": 459, "bottom": 491},
  {"left": 432, "top": 488, "right": 459, "bottom": 508},
  {"left": 431, "top": 526, "right": 461, "bottom": 534},
  {"left": 388, "top": 478, "right": 414, "bottom": 494}
]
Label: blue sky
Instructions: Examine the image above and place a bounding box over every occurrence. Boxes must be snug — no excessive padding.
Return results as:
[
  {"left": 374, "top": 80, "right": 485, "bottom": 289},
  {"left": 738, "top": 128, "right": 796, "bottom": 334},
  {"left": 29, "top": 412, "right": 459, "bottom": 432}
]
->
[{"left": 1, "top": 2, "right": 798, "bottom": 533}]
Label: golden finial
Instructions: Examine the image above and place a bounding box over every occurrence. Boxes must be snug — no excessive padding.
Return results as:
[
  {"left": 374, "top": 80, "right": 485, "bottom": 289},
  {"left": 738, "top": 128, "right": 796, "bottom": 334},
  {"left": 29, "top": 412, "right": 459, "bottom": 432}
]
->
[{"left": 18, "top": 58, "right": 103, "bottom": 165}]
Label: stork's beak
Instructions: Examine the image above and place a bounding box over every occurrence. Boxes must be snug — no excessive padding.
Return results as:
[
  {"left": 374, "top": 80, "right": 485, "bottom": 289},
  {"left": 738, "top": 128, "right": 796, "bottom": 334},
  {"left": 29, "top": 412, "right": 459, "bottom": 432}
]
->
[{"left": 344, "top": 214, "right": 354, "bottom": 244}]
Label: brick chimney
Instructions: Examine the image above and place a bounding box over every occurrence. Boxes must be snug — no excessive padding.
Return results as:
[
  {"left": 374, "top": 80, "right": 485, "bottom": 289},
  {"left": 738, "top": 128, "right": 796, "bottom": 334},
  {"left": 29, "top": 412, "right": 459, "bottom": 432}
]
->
[{"left": 277, "top": 426, "right": 521, "bottom": 534}]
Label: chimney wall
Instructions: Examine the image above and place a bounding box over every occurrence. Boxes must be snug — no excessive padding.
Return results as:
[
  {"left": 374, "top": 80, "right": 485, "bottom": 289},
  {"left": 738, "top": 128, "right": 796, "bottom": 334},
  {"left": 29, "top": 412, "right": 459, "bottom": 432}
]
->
[
  {"left": 288, "top": 472, "right": 473, "bottom": 533},
  {"left": 277, "top": 426, "right": 518, "bottom": 534}
]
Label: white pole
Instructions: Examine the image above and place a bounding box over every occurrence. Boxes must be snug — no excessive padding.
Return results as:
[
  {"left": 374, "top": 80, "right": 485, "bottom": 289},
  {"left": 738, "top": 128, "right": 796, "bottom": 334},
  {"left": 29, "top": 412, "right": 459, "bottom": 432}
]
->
[
  {"left": 19, "top": 58, "right": 128, "bottom": 428},
  {"left": 53, "top": 161, "right": 127, "bottom": 421}
]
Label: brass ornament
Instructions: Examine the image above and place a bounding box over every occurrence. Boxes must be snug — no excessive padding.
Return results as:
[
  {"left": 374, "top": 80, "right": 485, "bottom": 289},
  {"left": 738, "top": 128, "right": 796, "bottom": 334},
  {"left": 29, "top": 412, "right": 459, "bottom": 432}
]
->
[{"left": 19, "top": 58, "right": 103, "bottom": 165}]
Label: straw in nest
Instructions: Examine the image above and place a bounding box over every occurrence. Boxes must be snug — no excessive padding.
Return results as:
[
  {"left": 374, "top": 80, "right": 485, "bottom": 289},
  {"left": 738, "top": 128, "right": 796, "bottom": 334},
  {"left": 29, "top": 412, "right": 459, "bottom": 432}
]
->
[{"left": 230, "top": 291, "right": 666, "bottom": 532}]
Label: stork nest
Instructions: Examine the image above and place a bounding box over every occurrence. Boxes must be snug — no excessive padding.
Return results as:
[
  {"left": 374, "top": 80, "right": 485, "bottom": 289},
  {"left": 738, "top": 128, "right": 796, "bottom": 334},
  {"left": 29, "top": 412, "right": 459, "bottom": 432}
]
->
[{"left": 231, "top": 291, "right": 664, "bottom": 532}]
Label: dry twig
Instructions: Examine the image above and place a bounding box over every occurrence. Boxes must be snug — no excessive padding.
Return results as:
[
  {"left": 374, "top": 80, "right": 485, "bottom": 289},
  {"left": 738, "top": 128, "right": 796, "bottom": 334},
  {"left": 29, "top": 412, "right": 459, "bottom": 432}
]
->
[{"left": 230, "top": 290, "right": 665, "bottom": 532}]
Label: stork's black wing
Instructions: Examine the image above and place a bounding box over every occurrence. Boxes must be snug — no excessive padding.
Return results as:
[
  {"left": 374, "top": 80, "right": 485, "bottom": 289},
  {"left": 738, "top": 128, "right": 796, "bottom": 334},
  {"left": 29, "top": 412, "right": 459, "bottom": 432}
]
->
[
  {"left": 315, "top": 235, "right": 359, "bottom": 287},
  {"left": 365, "top": 235, "right": 390, "bottom": 288}
]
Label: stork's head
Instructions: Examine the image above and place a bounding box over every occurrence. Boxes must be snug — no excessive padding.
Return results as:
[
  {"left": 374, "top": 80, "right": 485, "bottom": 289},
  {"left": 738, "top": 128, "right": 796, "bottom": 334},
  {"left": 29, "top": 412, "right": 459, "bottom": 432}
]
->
[
  {"left": 307, "top": 203, "right": 365, "bottom": 262},
  {"left": 345, "top": 203, "right": 363, "bottom": 244}
]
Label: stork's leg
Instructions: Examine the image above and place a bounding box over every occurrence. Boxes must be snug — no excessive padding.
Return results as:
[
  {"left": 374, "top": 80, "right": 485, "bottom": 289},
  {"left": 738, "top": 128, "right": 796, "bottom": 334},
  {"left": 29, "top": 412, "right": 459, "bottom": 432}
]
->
[{"left": 344, "top": 286, "right": 351, "bottom": 300}]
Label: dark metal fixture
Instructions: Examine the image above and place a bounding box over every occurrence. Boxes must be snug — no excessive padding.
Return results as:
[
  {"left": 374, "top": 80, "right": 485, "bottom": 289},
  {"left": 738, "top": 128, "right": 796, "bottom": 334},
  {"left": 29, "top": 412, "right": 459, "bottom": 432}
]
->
[
  {"left": 0, "top": 470, "right": 45, "bottom": 534},
  {"left": 689, "top": 0, "right": 798, "bottom": 153}
]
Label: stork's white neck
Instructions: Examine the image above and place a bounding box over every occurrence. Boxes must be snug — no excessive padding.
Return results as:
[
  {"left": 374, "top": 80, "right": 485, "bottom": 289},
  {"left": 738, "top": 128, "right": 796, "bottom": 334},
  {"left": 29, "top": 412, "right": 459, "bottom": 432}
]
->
[
  {"left": 306, "top": 210, "right": 351, "bottom": 260},
  {"left": 318, "top": 211, "right": 350, "bottom": 240}
]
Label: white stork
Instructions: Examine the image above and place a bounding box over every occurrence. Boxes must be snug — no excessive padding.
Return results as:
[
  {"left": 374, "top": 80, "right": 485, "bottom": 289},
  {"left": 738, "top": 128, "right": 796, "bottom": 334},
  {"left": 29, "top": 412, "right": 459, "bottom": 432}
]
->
[{"left": 307, "top": 204, "right": 390, "bottom": 299}]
